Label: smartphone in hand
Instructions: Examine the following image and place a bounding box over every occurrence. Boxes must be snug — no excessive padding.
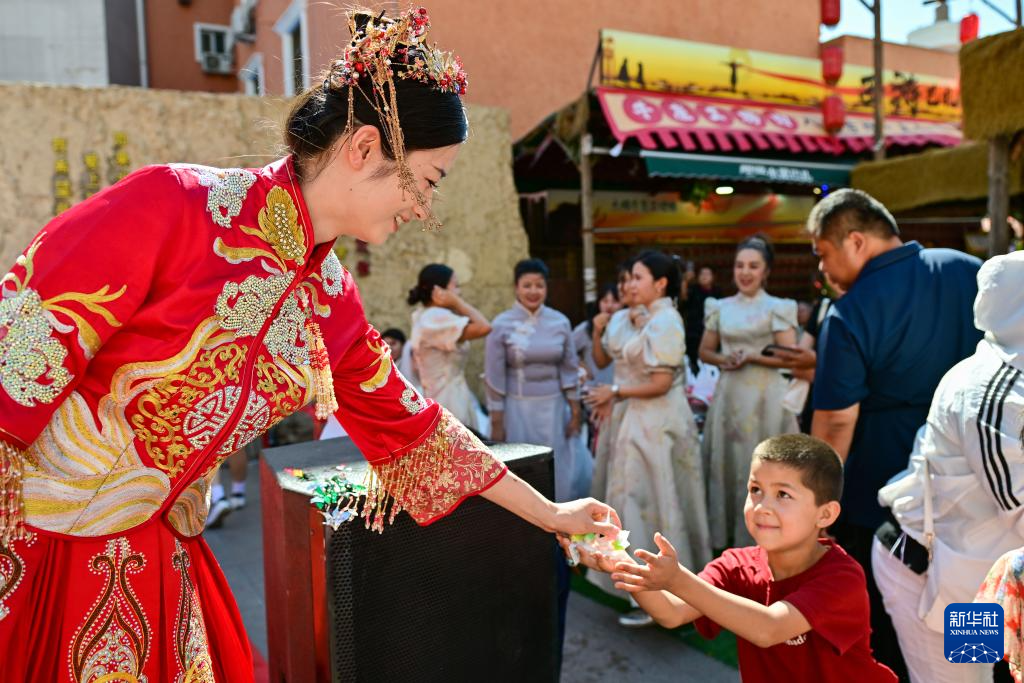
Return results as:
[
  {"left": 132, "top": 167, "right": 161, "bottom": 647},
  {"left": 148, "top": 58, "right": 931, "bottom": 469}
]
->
[{"left": 761, "top": 343, "right": 800, "bottom": 357}]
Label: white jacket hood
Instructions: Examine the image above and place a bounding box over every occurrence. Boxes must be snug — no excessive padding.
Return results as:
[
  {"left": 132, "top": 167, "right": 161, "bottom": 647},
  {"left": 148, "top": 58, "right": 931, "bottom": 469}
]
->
[{"left": 975, "top": 250, "right": 1024, "bottom": 367}]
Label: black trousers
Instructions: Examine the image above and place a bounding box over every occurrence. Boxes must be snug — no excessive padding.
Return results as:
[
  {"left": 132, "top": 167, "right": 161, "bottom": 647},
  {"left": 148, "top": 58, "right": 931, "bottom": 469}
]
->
[{"left": 831, "top": 520, "right": 910, "bottom": 682}]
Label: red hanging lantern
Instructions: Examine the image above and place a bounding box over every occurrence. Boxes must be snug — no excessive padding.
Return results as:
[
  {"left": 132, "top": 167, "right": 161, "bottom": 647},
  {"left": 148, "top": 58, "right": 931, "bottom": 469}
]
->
[
  {"left": 821, "top": 44, "right": 844, "bottom": 86},
  {"left": 822, "top": 95, "right": 845, "bottom": 135},
  {"left": 821, "top": 0, "right": 841, "bottom": 26},
  {"left": 960, "top": 13, "right": 980, "bottom": 43}
]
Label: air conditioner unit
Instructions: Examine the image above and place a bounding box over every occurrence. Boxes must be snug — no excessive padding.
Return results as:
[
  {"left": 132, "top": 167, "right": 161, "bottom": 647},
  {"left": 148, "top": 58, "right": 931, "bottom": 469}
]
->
[{"left": 201, "top": 52, "right": 234, "bottom": 75}]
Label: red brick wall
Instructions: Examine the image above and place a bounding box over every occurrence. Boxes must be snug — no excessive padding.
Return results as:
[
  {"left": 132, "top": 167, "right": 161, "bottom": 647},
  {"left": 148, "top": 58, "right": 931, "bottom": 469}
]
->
[{"left": 145, "top": 0, "right": 238, "bottom": 93}]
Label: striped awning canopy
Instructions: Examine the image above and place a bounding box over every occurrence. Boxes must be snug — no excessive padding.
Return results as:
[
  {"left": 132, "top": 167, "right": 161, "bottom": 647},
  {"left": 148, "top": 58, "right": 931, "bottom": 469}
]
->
[{"left": 597, "top": 86, "right": 962, "bottom": 156}]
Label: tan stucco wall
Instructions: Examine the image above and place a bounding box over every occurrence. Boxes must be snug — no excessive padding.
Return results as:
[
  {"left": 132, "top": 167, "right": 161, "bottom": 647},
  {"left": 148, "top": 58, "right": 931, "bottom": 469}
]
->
[{"left": 0, "top": 82, "right": 527, "bottom": 389}]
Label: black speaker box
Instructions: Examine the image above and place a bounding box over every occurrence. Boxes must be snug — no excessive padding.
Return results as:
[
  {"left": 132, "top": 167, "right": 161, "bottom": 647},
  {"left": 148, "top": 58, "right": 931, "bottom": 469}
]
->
[{"left": 261, "top": 437, "right": 559, "bottom": 683}]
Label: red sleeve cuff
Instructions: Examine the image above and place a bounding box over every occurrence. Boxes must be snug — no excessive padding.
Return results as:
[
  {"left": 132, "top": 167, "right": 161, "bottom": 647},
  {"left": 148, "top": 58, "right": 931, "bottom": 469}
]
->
[{"left": 364, "top": 408, "right": 508, "bottom": 531}]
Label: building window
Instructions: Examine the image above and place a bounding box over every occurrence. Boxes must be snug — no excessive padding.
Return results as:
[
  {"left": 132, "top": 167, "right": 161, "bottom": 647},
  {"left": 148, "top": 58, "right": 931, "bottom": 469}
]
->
[
  {"left": 242, "top": 53, "right": 265, "bottom": 96},
  {"left": 274, "top": 0, "right": 308, "bottom": 96},
  {"left": 194, "top": 23, "right": 234, "bottom": 75}
]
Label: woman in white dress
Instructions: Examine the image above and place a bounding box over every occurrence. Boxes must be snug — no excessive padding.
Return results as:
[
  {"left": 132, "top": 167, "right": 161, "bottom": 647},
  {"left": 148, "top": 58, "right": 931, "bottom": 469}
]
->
[
  {"left": 586, "top": 251, "right": 710, "bottom": 626},
  {"left": 699, "top": 236, "right": 799, "bottom": 548},
  {"left": 407, "top": 263, "right": 492, "bottom": 436}
]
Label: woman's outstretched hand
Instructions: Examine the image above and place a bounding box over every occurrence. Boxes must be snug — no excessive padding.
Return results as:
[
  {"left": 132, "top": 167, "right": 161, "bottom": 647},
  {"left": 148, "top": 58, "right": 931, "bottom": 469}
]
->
[{"left": 550, "top": 498, "right": 621, "bottom": 537}]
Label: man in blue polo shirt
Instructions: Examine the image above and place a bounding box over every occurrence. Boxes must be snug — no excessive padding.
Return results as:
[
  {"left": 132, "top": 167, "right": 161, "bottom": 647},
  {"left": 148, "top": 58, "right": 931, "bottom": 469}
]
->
[{"left": 805, "top": 189, "right": 982, "bottom": 679}]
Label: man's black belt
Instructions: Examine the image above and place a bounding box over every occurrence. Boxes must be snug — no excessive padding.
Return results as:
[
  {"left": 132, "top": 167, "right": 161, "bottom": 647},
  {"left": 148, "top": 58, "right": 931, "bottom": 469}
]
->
[{"left": 875, "top": 510, "right": 930, "bottom": 575}]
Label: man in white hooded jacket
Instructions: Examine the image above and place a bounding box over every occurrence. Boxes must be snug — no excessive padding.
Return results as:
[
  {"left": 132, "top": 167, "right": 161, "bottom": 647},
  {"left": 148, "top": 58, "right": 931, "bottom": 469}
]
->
[{"left": 873, "top": 251, "right": 1024, "bottom": 683}]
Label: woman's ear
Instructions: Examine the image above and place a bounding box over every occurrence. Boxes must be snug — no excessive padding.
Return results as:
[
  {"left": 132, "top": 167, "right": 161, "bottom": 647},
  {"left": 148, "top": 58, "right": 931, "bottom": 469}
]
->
[{"left": 345, "top": 125, "right": 382, "bottom": 171}]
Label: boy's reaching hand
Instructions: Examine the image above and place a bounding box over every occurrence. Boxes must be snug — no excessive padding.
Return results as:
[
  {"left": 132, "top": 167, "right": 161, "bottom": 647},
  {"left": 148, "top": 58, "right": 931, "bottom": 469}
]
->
[{"left": 612, "top": 532, "right": 683, "bottom": 593}]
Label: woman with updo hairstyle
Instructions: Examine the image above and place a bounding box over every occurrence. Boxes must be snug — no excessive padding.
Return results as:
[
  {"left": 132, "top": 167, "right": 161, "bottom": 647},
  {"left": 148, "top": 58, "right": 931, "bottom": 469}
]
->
[
  {"left": 484, "top": 258, "right": 593, "bottom": 502},
  {"left": 699, "top": 235, "right": 800, "bottom": 548},
  {"left": 405, "top": 263, "right": 491, "bottom": 436},
  {"left": 0, "top": 9, "right": 619, "bottom": 679},
  {"left": 584, "top": 250, "right": 711, "bottom": 626}
]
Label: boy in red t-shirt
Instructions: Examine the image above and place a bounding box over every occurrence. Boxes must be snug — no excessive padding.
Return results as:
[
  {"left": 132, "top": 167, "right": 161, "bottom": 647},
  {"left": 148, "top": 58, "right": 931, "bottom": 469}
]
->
[{"left": 569, "top": 434, "right": 896, "bottom": 682}]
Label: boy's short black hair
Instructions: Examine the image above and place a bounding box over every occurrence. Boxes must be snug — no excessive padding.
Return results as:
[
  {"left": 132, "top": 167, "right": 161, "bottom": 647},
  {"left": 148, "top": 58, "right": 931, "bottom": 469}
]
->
[
  {"left": 752, "top": 434, "right": 843, "bottom": 505},
  {"left": 381, "top": 328, "right": 406, "bottom": 344}
]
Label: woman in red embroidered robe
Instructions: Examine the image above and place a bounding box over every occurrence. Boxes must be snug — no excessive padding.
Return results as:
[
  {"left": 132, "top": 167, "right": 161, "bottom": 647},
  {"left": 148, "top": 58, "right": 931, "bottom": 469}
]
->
[{"left": 0, "top": 9, "right": 618, "bottom": 683}]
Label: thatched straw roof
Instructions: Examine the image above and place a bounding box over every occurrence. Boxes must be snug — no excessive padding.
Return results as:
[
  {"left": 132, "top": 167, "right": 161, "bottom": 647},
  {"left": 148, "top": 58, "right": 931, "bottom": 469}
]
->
[
  {"left": 961, "top": 29, "right": 1024, "bottom": 140},
  {"left": 851, "top": 142, "right": 1022, "bottom": 212}
]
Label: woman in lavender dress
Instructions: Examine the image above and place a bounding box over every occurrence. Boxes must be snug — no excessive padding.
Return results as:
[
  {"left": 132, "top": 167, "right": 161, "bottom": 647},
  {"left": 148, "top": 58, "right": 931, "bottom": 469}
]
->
[{"left": 485, "top": 259, "right": 591, "bottom": 503}]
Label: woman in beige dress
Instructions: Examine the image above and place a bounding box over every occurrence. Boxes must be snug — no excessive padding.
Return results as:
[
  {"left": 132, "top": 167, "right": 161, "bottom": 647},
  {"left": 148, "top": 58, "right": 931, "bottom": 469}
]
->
[
  {"left": 700, "top": 236, "right": 799, "bottom": 548},
  {"left": 586, "top": 251, "right": 710, "bottom": 626}
]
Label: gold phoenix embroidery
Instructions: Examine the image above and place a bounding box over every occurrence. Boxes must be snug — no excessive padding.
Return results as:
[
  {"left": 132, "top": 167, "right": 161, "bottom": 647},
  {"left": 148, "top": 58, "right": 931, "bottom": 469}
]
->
[
  {"left": 212, "top": 186, "right": 307, "bottom": 271},
  {"left": 258, "top": 186, "right": 307, "bottom": 264},
  {"left": 360, "top": 338, "right": 427, "bottom": 414},
  {"left": 360, "top": 339, "right": 393, "bottom": 392},
  {"left": 212, "top": 185, "right": 333, "bottom": 366}
]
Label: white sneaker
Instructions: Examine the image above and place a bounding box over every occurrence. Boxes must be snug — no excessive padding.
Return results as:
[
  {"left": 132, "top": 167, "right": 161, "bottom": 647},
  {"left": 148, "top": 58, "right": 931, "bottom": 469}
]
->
[
  {"left": 618, "top": 609, "right": 654, "bottom": 628},
  {"left": 205, "top": 498, "right": 233, "bottom": 529},
  {"left": 229, "top": 493, "right": 246, "bottom": 510}
]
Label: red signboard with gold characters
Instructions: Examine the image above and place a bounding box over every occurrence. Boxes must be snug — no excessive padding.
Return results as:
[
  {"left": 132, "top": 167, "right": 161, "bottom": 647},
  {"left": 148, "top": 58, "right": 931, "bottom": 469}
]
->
[{"left": 600, "top": 29, "right": 961, "bottom": 124}]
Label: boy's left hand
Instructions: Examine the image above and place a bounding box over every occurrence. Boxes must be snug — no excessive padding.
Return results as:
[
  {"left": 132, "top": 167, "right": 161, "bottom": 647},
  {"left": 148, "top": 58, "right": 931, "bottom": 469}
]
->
[{"left": 612, "top": 532, "right": 682, "bottom": 593}]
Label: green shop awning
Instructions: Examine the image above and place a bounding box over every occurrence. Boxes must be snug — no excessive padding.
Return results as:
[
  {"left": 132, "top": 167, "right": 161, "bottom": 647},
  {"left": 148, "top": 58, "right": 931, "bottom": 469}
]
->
[{"left": 642, "top": 150, "right": 853, "bottom": 187}]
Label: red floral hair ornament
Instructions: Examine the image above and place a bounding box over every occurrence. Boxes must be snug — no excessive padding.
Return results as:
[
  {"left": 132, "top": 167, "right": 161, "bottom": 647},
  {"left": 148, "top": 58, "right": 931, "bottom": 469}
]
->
[{"left": 322, "top": 7, "right": 467, "bottom": 232}]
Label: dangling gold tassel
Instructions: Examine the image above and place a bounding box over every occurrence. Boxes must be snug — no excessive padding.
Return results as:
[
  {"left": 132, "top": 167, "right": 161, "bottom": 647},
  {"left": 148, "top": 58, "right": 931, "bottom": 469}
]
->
[
  {"left": 357, "top": 413, "right": 454, "bottom": 533},
  {"left": 0, "top": 442, "right": 32, "bottom": 548},
  {"left": 305, "top": 316, "right": 338, "bottom": 420}
]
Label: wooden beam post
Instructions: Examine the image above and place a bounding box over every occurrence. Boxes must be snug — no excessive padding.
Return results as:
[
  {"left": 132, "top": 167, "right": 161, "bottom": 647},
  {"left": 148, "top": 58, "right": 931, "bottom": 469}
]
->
[
  {"left": 579, "top": 133, "right": 597, "bottom": 305},
  {"left": 988, "top": 134, "right": 1011, "bottom": 257},
  {"left": 872, "top": 0, "right": 885, "bottom": 161}
]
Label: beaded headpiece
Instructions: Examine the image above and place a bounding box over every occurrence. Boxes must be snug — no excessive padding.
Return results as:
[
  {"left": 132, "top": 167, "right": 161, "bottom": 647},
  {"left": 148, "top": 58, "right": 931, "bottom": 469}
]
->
[{"left": 325, "top": 7, "right": 468, "bottom": 232}]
